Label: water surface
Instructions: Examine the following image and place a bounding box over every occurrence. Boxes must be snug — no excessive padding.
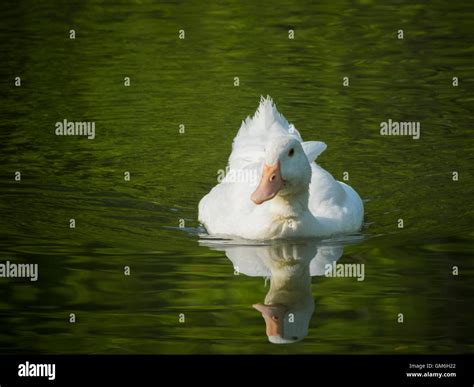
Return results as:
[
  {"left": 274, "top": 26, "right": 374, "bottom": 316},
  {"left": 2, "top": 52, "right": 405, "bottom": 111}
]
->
[{"left": 0, "top": 0, "right": 473, "bottom": 354}]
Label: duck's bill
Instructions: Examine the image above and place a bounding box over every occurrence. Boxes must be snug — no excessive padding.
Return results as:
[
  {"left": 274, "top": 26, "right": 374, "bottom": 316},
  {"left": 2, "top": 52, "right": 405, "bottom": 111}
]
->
[
  {"left": 253, "top": 303, "right": 287, "bottom": 337},
  {"left": 251, "top": 161, "right": 284, "bottom": 204}
]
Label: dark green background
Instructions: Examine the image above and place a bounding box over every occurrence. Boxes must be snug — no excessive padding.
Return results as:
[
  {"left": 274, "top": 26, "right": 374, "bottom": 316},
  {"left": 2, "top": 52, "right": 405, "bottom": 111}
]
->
[{"left": 0, "top": 0, "right": 473, "bottom": 353}]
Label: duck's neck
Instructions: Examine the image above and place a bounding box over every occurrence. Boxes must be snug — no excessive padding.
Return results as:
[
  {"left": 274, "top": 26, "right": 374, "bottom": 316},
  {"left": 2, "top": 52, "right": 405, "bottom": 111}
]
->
[
  {"left": 269, "top": 190, "right": 309, "bottom": 219},
  {"left": 270, "top": 263, "right": 312, "bottom": 290},
  {"left": 266, "top": 262, "right": 312, "bottom": 305}
]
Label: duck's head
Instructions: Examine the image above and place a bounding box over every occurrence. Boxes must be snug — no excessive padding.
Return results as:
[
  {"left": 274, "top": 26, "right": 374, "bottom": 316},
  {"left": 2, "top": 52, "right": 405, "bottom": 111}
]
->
[
  {"left": 252, "top": 300, "right": 314, "bottom": 344},
  {"left": 251, "top": 136, "right": 313, "bottom": 204}
]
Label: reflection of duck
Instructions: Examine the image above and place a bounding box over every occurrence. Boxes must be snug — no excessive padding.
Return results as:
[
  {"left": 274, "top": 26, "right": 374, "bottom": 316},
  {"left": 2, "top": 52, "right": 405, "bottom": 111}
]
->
[
  {"left": 201, "top": 239, "right": 344, "bottom": 344},
  {"left": 198, "top": 96, "right": 364, "bottom": 240}
]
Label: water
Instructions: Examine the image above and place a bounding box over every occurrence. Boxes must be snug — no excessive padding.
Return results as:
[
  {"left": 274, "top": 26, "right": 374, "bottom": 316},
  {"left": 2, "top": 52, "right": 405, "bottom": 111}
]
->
[{"left": 0, "top": 0, "right": 473, "bottom": 354}]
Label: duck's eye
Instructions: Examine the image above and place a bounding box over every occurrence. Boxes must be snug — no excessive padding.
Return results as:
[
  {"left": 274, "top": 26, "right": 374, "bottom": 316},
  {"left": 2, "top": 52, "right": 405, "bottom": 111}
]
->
[
  {"left": 288, "top": 148, "right": 294, "bottom": 157},
  {"left": 272, "top": 316, "right": 279, "bottom": 321}
]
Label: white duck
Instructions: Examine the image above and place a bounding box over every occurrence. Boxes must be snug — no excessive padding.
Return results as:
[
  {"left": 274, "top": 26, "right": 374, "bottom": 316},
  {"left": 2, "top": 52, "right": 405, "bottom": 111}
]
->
[{"left": 198, "top": 96, "right": 363, "bottom": 240}]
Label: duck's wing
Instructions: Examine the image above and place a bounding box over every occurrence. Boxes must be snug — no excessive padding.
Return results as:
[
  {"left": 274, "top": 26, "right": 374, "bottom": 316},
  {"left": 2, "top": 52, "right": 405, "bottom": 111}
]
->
[
  {"left": 307, "top": 163, "right": 364, "bottom": 234},
  {"left": 224, "top": 246, "right": 271, "bottom": 277},
  {"left": 309, "top": 246, "right": 344, "bottom": 276}
]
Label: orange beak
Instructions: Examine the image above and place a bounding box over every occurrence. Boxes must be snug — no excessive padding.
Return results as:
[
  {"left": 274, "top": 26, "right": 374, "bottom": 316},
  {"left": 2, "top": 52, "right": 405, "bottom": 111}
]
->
[
  {"left": 253, "top": 303, "right": 287, "bottom": 337},
  {"left": 251, "top": 161, "right": 284, "bottom": 204}
]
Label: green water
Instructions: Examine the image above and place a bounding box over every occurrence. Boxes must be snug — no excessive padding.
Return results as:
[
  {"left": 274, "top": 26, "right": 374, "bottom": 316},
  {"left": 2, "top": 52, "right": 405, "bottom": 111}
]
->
[{"left": 0, "top": 0, "right": 473, "bottom": 354}]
